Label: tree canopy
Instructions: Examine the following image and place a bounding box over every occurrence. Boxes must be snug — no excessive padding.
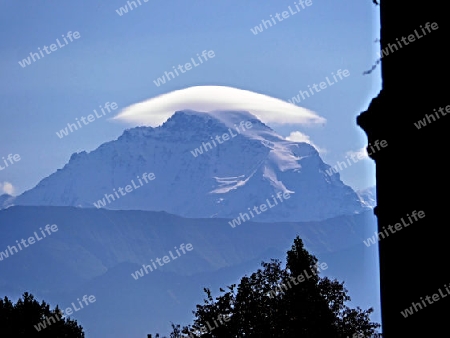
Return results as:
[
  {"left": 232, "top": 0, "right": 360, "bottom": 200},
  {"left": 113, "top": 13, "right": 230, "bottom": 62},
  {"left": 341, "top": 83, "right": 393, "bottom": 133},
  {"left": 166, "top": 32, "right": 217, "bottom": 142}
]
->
[
  {"left": 0, "top": 292, "right": 84, "bottom": 338},
  {"left": 151, "top": 236, "right": 381, "bottom": 338}
]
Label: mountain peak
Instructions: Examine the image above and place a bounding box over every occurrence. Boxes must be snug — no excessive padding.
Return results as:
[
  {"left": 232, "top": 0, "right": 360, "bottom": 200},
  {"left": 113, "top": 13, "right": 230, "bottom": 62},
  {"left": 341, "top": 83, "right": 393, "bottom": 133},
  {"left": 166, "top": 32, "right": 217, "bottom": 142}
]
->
[
  {"left": 161, "top": 110, "right": 217, "bottom": 131},
  {"left": 160, "top": 110, "right": 272, "bottom": 134}
]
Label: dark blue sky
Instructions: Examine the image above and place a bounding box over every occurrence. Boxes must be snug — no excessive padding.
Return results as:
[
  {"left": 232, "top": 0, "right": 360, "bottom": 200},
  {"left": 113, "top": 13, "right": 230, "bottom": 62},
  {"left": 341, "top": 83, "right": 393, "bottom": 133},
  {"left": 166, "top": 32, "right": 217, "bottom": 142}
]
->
[{"left": 0, "top": 0, "right": 381, "bottom": 195}]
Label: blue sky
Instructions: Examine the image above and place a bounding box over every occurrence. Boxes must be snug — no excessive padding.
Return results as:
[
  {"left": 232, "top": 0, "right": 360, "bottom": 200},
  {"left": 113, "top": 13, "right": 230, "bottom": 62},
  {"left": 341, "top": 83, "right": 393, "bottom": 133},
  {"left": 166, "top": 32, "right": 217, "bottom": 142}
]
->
[{"left": 0, "top": 0, "right": 381, "bottom": 195}]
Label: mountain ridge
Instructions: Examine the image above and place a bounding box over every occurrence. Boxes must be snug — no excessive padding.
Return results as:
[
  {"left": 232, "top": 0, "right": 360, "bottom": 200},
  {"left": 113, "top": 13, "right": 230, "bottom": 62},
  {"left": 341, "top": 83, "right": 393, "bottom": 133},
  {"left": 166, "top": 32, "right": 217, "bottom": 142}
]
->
[{"left": 0, "top": 205, "right": 380, "bottom": 337}]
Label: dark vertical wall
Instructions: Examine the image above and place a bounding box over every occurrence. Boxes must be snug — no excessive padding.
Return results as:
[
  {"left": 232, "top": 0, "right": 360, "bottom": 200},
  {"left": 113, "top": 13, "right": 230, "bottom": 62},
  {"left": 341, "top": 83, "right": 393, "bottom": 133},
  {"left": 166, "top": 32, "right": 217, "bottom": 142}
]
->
[{"left": 357, "top": 0, "right": 448, "bottom": 336}]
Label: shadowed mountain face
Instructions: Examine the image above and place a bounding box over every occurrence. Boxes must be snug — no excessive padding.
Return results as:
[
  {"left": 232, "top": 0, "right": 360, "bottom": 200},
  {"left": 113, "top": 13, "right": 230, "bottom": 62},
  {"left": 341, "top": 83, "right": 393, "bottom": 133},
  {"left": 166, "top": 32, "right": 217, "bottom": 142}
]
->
[
  {"left": 7, "top": 110, "right": 367, "bottom": 222},
  {"left": 0, "top": 206, "right": 380, "bottom": 337}
]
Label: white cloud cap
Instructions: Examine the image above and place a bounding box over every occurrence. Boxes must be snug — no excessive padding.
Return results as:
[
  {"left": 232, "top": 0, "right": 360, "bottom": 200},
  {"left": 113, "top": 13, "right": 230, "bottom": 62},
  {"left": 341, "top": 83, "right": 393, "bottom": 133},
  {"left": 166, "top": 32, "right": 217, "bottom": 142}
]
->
[{"left": 113, "top": 86, "right": 326, "bottom": 127}]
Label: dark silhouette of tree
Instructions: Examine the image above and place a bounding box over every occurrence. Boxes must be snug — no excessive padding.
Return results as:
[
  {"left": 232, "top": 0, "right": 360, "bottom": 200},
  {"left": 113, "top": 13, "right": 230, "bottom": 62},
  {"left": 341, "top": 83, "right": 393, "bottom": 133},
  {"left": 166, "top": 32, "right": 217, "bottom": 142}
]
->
[
  {"left": 151, "top": 236, "right": 381, "bottom": 337},
  {"left": 0, "top": 292, "right": 84, "bottom": 337}
]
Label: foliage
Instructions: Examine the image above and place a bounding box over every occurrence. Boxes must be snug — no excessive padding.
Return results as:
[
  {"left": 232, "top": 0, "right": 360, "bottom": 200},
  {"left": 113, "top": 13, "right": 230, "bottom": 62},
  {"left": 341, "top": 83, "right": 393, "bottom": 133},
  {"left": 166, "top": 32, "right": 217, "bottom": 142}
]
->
[
  {"left": 151, "top": 236, "right": 381, "bottom": 338},
  {"left": 0, "top": 292, "right": 84, "bottom": 338}
]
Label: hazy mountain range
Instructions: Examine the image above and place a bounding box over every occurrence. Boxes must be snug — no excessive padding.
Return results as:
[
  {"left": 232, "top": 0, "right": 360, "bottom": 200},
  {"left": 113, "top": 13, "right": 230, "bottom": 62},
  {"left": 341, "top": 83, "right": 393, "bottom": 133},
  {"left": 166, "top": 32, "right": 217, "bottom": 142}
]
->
[{"left": 0, "top": 206, "right": 380, "bottom": 337}]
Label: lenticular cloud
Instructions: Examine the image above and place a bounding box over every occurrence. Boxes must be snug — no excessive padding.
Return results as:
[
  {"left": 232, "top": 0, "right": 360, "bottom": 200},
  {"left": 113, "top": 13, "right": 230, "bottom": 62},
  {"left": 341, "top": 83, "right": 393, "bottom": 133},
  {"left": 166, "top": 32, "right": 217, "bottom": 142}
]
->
[{"left": 113, "top": 86, "right": 326, "bottom": 127}]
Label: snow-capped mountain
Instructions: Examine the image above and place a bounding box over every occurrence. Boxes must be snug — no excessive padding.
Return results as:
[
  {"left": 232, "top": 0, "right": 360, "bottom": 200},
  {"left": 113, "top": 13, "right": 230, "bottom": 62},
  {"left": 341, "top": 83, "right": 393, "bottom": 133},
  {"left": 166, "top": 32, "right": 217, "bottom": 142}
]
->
[{"left": 8, "top": 110, "right": 368, "bottom": 221}]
